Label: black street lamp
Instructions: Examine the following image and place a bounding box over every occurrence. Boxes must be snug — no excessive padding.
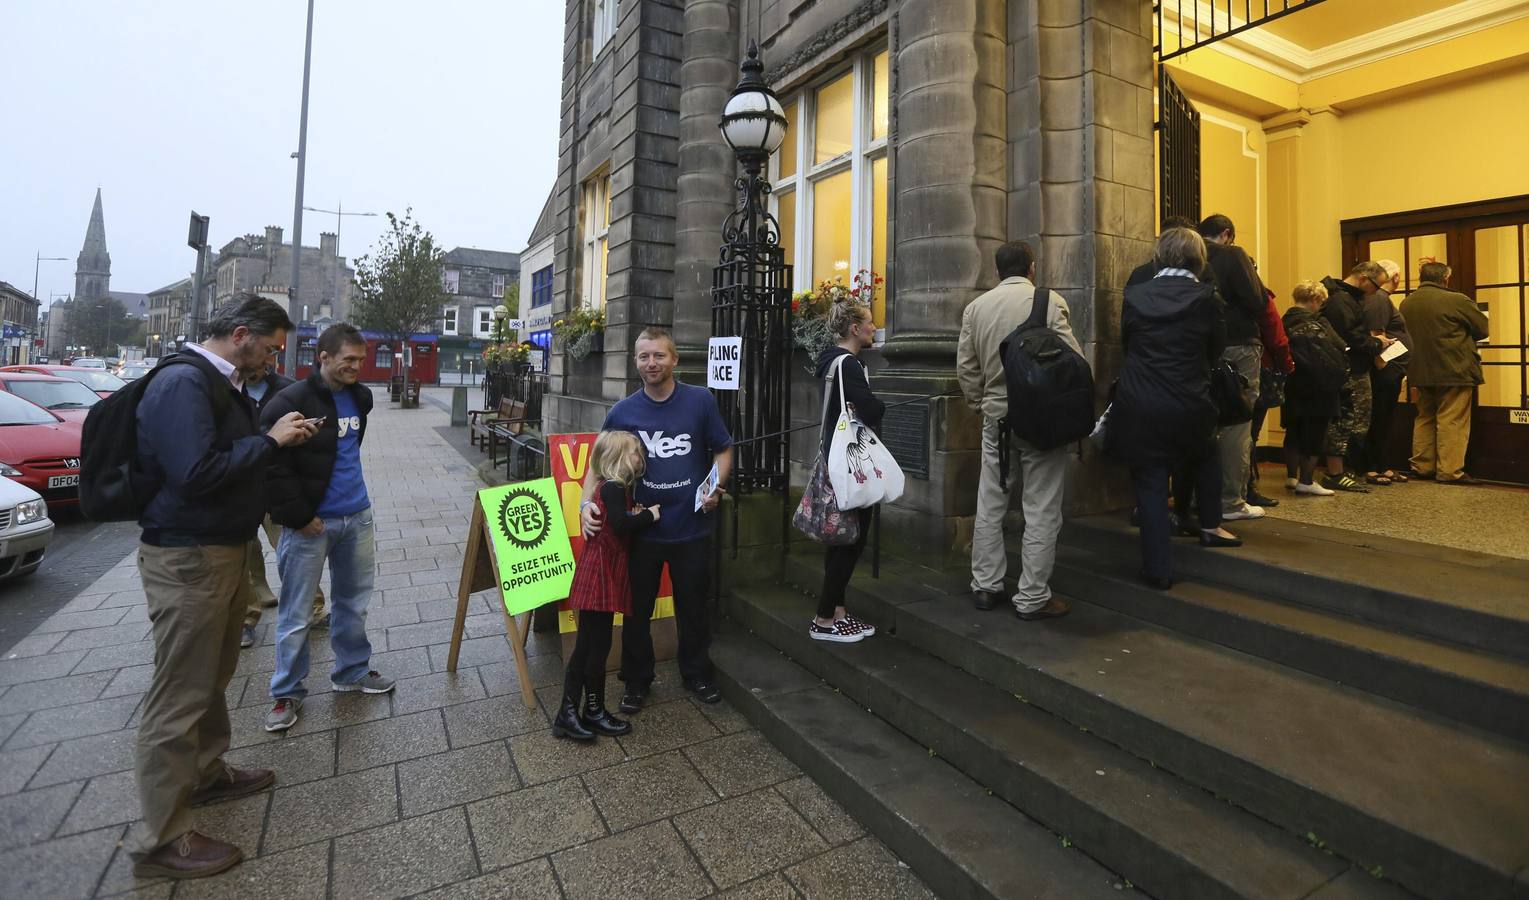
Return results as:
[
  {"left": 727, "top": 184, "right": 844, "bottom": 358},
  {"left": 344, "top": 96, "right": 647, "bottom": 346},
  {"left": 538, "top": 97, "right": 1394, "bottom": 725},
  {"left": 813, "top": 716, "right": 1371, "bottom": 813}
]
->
[{"left": 712, "top": 41, "right": 793, "bottom": 548}]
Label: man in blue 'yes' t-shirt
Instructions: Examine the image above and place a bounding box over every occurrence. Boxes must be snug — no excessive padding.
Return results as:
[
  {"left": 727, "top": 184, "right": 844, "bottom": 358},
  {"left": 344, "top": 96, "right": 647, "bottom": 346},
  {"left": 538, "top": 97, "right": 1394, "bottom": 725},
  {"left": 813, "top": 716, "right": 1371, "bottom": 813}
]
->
[
  {"left": 581, "top": 326, "right": 733, "bottom": 712},
  {"left": 259, "top": 324, "right": 392, "bottom": 734}
]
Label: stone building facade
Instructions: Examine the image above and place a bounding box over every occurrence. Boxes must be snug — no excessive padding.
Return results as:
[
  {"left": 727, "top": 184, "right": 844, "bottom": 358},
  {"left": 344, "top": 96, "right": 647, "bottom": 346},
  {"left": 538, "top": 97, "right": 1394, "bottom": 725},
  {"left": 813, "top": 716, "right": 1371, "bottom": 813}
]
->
[
  {"left": 211, "top": 226, "right": 355, "bottom": 326},
  {"left": 437, "top": 247, "right": 521, "bottom": 374},
  {"left": 0, "top": 282, "right": 41, "bottom": 365},
  {"left": 547, "top": 0, "right": 1155, "bottom": 552}
]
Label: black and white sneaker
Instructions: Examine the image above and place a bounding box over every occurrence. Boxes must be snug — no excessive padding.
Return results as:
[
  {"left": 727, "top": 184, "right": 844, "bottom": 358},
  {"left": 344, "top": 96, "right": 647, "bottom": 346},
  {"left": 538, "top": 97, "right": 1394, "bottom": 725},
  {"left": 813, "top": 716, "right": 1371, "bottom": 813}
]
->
[
  {"left": 809, "top": 620, "right": 865, "bottom": 643},
  {"left": 838, "top": 614, "right": 875, "bottom": 637}
]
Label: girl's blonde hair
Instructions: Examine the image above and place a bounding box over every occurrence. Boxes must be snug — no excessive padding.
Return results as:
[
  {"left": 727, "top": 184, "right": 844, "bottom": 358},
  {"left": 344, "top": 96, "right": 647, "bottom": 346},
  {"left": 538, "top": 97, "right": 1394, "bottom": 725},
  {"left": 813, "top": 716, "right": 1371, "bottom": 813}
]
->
[{"left": 590, "top": 430, "right": 645, "bottom": 487}]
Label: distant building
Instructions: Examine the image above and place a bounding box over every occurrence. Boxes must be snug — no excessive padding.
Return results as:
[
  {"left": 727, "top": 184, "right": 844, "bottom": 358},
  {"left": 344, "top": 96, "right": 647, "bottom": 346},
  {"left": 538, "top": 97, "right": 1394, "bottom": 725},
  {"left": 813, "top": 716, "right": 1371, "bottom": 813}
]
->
[
  {"left": 145, "top": 278, "right": 192, "bottom": 356},
  {"left": 518, "top": 190, "right": 556, "bottom": 371},
  {"left": 437, "top": 246, "right": 520, "bottom": 375},
  {"left": 0, "top": 282, "right": 41, "bottom": 365},
  {"left": 211, "top": 226, "right": 354, "bottom": 329}
]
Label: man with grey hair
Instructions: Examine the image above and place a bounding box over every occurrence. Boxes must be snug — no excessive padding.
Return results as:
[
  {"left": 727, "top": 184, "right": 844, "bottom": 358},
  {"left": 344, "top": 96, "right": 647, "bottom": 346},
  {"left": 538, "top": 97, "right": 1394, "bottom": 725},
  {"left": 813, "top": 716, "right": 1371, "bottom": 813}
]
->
[
  {"left": 1319, "top": 262, "right": 1397, "bottom": 491},
  {"left": 130, "top": 295, "right": 318, "bottom": 878},
  {"left": 1361, "top": 259, "right": 1412, "bottom": 483},
  {"left": 1400, "top": 261, "right": 1488, "bottom": 483}
]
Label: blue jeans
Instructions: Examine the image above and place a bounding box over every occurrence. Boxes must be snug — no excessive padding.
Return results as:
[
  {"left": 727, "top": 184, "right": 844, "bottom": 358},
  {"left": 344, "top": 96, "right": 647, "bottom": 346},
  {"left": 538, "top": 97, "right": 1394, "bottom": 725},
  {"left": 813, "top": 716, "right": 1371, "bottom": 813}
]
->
[{"left": 269, "top": 507, "right": 376, "bottom": 701}]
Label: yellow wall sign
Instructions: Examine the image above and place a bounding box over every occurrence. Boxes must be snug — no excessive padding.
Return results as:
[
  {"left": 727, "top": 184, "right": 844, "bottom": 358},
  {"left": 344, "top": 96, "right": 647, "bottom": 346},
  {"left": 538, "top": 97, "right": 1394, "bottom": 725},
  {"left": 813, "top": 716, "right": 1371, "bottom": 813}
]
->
[{"left": 479, "top": 478, "right": 576, "bottom": 616}]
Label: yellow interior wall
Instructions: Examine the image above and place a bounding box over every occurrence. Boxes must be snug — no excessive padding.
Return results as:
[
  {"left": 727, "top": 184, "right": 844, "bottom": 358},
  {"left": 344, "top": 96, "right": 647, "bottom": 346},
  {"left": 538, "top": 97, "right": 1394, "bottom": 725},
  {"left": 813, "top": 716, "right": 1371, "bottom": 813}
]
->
[
  {"left": 1195, "top": 101, "right": 1267, "bottom": 273},
  {"left": 1330, "top": 66, "right": 1529, "bottom": 221}
]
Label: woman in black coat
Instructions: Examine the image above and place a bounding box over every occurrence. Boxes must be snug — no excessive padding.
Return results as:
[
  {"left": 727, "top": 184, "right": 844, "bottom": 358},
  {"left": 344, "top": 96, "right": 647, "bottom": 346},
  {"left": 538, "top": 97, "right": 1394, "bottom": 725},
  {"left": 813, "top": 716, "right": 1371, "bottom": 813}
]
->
[{"left": 1106, "top": 226, "right": 1241, "bottom": 589}]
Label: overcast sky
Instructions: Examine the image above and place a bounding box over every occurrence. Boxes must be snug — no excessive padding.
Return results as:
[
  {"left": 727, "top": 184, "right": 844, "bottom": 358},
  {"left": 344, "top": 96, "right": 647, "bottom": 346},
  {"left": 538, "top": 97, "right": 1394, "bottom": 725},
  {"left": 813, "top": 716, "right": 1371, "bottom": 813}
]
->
[{"left": 0, "top": 1, "right": 563, "bottom": 308}]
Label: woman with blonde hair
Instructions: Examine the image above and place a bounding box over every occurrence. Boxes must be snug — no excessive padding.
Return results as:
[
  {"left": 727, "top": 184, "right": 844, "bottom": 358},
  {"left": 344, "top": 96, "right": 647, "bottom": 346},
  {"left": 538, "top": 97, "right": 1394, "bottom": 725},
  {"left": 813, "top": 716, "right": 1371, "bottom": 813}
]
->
[{"left": 810, "top": 298, "right": 884, "bottom": 642}]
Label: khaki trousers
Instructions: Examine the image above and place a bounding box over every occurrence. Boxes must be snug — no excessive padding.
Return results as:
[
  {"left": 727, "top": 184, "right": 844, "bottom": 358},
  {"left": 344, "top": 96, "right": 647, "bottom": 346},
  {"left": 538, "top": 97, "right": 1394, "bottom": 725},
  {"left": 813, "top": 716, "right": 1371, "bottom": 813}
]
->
[
  {"left": 970, "top": 417, "right": 1068, "bottom": 612},
  {"left": 131, "top": 543, "right": 250, "bottom": 857},
  {"left": 1410, "top": 385, "right": 1473, "bottom": 481},
  {"left": 245, "top": 516, "right": 325, "bottom": 628}
]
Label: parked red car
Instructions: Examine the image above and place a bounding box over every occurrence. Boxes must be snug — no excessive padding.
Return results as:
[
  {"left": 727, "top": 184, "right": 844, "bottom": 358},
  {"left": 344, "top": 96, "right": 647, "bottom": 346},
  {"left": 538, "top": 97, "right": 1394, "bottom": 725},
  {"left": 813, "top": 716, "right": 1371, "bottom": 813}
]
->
[
  {"left": 0, "top": 391, "right": 82, "bottom": 507},
  {"left": 0, "top": 365, "right": 126, "bottom": 399},
  {"left": 0, "top": 373, "right": 102, "bottom": 423}
]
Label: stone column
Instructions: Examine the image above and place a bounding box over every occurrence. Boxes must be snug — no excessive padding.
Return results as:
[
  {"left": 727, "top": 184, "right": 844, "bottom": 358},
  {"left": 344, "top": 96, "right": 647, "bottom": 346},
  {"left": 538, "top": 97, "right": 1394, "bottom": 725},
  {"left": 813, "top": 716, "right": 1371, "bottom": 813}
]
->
[
  {"left": 1015, "top": 0, "right": 1153, "bottom": 514},
  {"left": 673, "top": 0, "right": 741, "bottom": 357},
  {"left": 884, "top": 0, "right": 1008, "bottom": 368}
]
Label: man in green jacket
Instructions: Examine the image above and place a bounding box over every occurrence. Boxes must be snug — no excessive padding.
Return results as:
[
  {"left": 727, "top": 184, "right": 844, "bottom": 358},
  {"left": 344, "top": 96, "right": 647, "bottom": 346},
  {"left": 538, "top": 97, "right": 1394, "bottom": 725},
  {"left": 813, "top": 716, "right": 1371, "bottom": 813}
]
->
[{"left": 1398, "top": 261, "right": 1489, "bottom": 483}]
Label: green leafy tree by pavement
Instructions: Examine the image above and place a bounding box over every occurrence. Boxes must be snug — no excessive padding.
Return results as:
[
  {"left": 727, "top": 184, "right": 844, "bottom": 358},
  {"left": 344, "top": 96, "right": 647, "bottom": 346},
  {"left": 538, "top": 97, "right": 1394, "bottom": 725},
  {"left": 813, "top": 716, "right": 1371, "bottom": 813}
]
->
[
  {"left": 350, "top": 210, "right": 446, "bottom": 380},
  {"left": 68, "top": 296, "right": 143, "bottom": 356}
]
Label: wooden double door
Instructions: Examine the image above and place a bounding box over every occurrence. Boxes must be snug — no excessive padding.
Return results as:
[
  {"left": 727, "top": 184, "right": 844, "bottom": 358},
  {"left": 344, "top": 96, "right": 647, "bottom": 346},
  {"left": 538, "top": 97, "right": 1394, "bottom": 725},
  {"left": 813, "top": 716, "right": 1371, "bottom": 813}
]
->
[{"left": 1341, "top": 195, "right": 1529, "bottom": 484}]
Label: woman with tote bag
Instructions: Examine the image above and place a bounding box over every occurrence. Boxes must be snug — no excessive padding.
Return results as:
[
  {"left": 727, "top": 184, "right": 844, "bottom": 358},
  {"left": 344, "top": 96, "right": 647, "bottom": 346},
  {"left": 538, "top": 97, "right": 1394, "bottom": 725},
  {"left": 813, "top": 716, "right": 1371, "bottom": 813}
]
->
[{"left": 809, "top": 300, "right": 885, "bottom": 643}]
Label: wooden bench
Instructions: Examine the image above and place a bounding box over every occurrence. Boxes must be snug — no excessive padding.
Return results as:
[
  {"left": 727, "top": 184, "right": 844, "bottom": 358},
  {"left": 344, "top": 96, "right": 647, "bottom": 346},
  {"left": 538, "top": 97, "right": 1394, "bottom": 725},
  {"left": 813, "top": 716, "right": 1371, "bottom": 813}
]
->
[
  {"left": 469, "top": 398, "right": 517, "bottom": 450},
  {"left": 401, "top": 380, "right": 421, "bottom": 409}
]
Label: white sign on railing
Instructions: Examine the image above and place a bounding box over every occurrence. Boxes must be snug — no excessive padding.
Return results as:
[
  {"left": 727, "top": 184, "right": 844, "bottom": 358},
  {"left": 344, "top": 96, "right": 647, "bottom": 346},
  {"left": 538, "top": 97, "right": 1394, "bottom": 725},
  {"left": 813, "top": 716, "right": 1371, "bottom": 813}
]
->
[{"left": 707, "top": 337, "right": 742, "bottom": 390}]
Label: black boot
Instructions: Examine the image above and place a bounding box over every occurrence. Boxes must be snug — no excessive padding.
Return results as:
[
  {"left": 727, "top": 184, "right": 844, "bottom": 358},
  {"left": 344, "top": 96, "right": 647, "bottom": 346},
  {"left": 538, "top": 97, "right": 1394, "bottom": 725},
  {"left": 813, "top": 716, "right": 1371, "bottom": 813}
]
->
[
  {"left": 581, "top": 688, "right": 631, "bottom": 737},
  {"left": 552, "top": 695, "right": 595, "bottom": 741}
]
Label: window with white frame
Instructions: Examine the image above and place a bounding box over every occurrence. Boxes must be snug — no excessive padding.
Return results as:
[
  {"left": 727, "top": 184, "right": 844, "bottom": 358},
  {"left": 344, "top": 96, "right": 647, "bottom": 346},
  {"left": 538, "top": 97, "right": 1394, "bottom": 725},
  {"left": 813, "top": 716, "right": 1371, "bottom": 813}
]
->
[
  {"left": 475, "top": 306, "right": 494, "bottom": 338},
  {"left": 772, "top": 47, "right": 890, "bottom": 329},
  {"left": 442, "top": 268, "right": 460, "bottom": 294},
  {"left": 491, "top": 274, "right": 506, "bottom": 298},
  {"left": 592, "top": 0, "right": 619, "bottom": 57},
  {"left": 441, "top": 306, "right": 458, "bottom": 336},
  {"left": 580, "top": 172, "right": 611, "bottom": 310}
]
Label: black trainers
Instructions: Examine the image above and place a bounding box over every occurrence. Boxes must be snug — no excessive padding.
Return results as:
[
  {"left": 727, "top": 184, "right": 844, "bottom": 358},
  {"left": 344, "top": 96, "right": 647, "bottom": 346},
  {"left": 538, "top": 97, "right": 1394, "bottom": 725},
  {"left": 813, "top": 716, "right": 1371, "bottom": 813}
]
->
[{"left": 685, "top": 679, "right": 722, "bottom": 704}]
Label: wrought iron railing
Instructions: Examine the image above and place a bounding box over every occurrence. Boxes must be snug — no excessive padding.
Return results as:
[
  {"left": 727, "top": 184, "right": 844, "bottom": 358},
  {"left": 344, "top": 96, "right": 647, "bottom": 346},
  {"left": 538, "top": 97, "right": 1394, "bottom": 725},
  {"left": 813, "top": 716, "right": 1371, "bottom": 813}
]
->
[{"left": 1154, "top": 0, "right": 1329, "bottom": 62}]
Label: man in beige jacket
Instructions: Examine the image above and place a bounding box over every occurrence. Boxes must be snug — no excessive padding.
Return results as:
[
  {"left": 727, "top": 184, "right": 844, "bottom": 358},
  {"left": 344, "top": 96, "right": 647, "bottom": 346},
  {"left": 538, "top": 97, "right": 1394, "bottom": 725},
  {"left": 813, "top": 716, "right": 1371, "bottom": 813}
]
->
[{"left": 956, "top": 241, "right": 1078, "bottom": 619}]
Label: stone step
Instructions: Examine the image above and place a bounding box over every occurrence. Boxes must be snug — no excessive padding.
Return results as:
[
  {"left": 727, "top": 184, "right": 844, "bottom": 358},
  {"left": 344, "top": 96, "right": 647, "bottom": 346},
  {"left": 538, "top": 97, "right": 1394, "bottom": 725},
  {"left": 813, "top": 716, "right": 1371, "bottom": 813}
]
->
[
  {"left": 763, "top": 551, "right": 1529, "bottom": 900},
  {"left": 1050, "top": 544, "right": 1529, "bottom": 743},
  {"left": 725, "top": 582, "right": 1412, "bottom": 900},
  {"left": 709, "top": 626, "right": 1130, "bottom": 900},
  {"left": 1061, "top": 514, "right": 1529, "bottom": 661}
]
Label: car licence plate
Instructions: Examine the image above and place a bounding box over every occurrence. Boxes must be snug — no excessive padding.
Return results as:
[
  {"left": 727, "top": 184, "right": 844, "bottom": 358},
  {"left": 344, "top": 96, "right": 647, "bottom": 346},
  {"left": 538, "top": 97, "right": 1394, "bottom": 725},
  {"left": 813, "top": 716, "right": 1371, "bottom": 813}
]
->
[{"left": 49, "top": 474, "right": 79, "bottom": 489}]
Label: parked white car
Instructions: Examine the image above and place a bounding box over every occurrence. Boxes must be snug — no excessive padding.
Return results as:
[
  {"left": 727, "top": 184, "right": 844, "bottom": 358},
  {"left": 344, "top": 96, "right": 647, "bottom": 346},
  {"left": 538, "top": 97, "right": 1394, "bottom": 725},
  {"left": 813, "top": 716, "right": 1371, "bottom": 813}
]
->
[{"left": 0, "top": 476, "right": 53, "bottom": 580}]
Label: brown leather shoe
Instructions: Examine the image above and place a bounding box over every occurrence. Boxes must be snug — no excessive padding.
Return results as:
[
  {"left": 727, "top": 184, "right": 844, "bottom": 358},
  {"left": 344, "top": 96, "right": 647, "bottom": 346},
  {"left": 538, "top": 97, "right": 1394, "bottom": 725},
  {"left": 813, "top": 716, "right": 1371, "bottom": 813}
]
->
[
  {"left": 190, "top": 764, "right": 275, "bottom": 807},
  {"left": 1016, "top": 597, "right": 1071, "bottom": 621},
  {"left": 132, "top": 831, "right": 243, "bottom": 879}
]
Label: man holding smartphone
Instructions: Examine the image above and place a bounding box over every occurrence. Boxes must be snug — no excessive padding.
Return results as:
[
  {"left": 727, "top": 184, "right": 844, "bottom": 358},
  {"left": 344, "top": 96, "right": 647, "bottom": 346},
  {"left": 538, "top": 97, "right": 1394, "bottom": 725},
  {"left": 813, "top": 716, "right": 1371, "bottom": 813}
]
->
[{"left": 259, "top": 323, "right": 389, "bottom": 732}]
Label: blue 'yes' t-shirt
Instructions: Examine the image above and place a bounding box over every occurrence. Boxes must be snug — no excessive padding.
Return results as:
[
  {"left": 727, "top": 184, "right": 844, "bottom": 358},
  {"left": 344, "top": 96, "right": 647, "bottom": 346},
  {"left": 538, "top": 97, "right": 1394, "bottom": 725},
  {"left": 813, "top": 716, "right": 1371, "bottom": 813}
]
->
[
  {"left": 316, "top": 389, "right": 370, "bottom": 518},
  {"left": 602, "top": 382, "right": 732, "bottom": 544}
]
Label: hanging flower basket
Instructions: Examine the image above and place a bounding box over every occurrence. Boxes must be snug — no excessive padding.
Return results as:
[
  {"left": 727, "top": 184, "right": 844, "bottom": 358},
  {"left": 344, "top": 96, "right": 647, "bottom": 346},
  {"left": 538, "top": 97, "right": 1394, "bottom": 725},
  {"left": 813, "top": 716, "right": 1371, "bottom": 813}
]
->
[{"left": 553, "top": 307, "right": 607, "bottom": 360}]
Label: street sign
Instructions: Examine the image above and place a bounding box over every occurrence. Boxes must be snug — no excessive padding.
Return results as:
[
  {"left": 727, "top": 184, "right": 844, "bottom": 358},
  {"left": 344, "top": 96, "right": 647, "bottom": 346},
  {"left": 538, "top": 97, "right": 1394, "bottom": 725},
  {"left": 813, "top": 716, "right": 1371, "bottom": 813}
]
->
[
  {"left": 187, "top": 212, "right": 209, "bottom": 249},
  {"left": 707, "top": 337, "right": 741, "bottom": 390}
]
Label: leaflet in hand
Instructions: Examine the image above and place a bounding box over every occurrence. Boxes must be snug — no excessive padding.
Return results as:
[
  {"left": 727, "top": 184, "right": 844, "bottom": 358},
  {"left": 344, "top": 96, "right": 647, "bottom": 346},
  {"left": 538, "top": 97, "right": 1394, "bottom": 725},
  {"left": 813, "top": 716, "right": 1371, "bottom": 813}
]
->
[
  {"left": 694, "top": 463, "right": 720, "bottom": 511},
  {"left": 1379, "top": 341, "right": 1408, "bottom": 363}
]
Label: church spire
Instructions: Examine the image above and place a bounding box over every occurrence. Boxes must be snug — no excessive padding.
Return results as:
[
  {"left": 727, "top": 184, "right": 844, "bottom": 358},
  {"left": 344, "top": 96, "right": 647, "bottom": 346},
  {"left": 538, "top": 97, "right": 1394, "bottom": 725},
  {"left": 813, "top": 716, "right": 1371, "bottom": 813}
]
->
[{"left": 75, "top": 188, "right": 111, "bottom": 303}]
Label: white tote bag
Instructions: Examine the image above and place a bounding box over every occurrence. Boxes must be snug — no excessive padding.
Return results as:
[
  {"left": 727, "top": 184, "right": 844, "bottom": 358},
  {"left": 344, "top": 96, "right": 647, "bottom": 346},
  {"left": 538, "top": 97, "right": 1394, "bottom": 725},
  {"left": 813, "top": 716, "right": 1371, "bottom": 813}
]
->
[{"left": 825, "top": 354, "right": 905, "bottom": 509}]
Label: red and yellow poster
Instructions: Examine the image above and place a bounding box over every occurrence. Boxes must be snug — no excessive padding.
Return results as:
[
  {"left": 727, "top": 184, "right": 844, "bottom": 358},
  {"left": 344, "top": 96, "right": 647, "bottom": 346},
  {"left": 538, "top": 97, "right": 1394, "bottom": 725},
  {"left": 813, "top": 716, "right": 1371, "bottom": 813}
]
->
[{"left": 548, "top": 433, "right": 676, "bottom": 645}]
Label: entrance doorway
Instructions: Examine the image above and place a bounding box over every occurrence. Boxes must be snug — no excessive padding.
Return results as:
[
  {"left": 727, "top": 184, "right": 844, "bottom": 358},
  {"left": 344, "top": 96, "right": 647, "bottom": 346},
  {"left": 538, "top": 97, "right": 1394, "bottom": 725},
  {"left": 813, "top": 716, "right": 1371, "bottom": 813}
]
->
[{"left": 1341, "top": 195, "right": 1529, "bottom": 483}]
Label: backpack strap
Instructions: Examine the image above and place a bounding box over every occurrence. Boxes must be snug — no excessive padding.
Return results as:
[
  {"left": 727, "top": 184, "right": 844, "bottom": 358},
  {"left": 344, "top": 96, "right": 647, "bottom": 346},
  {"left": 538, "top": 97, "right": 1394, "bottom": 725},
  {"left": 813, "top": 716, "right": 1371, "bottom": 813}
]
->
[
  {"left": 157, "top": 353, "right": 235, "bottom": 424},
  {"left": 1023, "top": 285, "right": 1051, "bottom": 331}
]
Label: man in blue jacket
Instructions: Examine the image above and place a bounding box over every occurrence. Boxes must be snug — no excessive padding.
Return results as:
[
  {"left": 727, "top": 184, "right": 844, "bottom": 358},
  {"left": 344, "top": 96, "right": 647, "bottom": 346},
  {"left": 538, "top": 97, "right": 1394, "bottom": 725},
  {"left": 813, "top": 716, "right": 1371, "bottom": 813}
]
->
[{"left": 130, "top": 296, "right": 317, "bottom": 879}]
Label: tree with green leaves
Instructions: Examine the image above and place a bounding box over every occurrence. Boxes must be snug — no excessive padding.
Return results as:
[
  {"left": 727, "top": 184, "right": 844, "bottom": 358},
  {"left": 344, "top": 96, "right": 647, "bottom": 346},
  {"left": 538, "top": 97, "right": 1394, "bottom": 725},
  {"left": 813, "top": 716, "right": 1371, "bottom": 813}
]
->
[
  {"left": 350, "top": 210, "right": 445, "bottom": 382},
  {"left": 68, "top": 296, "right": 143, "bottom": 356}
]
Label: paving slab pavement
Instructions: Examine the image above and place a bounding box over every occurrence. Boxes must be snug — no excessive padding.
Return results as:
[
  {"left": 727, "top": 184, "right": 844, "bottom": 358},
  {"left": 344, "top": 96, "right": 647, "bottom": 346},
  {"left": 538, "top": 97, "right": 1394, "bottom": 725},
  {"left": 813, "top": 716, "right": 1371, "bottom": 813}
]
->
[{"left": 0, "top": 388, "right": 931, "bottom": 899}]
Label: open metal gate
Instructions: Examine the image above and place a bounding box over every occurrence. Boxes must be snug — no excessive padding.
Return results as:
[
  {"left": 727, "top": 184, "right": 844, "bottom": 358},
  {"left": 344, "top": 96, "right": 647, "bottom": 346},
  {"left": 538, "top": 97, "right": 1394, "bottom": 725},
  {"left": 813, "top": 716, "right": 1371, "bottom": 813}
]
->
[{"left": 1158, "top": 65, "right": 1201, "bottom": 227}]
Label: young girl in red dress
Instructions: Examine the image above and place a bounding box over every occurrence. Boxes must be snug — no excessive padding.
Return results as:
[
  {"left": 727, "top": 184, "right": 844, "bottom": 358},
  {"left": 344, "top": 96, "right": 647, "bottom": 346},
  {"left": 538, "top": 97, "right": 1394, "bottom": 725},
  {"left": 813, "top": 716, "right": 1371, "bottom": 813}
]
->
[{"left": 554, "top": 430, "right": 659, "bottom": 741}]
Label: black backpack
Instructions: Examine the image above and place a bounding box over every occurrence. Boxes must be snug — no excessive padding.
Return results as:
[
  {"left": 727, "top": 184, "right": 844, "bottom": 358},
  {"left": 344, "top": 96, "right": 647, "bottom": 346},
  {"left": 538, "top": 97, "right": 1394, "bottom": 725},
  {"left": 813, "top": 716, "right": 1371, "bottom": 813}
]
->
[
  {"left": 999, "top": 288, "right": 1097, "bottom": 450},
  {"left": 1288, "top": 326, "right": 1349, "bottom": 393},
  {"left": 79, "top": 353, "right": 231, "bottom": 522}
]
